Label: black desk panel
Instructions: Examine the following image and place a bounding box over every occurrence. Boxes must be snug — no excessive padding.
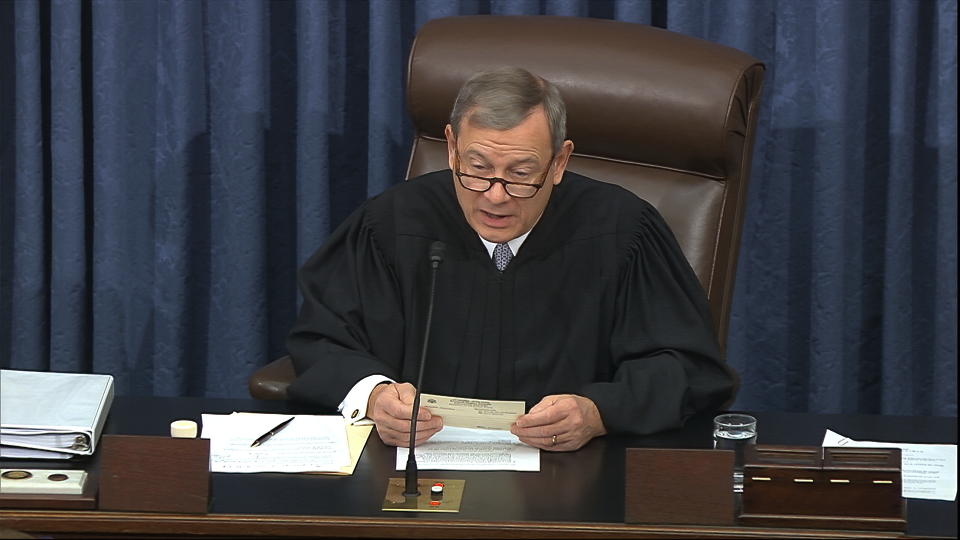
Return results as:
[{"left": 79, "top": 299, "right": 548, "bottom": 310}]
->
[{"left": 1, "top": 396, "right": 956, "bottom": 538}]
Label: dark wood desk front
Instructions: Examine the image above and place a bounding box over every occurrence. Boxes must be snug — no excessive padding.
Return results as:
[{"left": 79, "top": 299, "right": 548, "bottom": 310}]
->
[{"left": 1, "top": 396, "right": 956, "bottom": 538}]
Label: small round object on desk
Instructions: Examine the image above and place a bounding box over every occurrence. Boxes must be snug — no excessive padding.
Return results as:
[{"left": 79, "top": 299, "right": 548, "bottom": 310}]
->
[
  {"left": 170, "top": 419, "right": 198, "bottom": 438},
  {"left": 430, "top": 483, "right": 444, "bottom": 494},
  {"left": 1, "top": 470, "right": 32, "bottom": 480},
  {"left": 429, "top": 500, "right": 441, "bottom": 506}
]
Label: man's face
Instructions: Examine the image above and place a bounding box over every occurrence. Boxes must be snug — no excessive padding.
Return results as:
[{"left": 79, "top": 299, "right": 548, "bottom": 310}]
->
[{"left": 445, "top": 106, "right": 573, "bottom": 244}]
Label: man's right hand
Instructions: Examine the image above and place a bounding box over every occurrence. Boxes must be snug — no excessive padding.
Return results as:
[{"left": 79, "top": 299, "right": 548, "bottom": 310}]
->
[{"left": 367, "top": 382, "right": 443, "bottom": 447}]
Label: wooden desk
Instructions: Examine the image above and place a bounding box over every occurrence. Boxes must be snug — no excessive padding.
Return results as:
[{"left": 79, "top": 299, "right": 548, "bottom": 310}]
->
[{"left": 1, "top": 396, "right": 956, "bottom": 538}]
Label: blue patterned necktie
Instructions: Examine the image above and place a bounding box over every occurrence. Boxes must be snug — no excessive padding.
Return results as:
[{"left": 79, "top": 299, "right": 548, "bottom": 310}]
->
[{"left": 493, "top": 242, "right": 513, "bottom": 271}]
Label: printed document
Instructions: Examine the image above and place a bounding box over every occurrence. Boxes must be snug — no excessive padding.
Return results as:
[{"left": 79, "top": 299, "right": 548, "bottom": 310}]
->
[
  {"left": 823, "top": 429, "right": 957, "bottom": 501},
  {"left": 420, "top": 393, "right": 525, "bottom": 430},
  {"left": 202, "top": 412, "right": 364, "bottom": 474},
  {"left": 395, "top": 426, "right": 539, "bottom": 472}
]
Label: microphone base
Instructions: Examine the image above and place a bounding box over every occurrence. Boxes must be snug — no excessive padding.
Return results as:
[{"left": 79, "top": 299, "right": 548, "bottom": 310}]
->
[{"left": 382, "top": 477, "right": 465, "bottom": 513}]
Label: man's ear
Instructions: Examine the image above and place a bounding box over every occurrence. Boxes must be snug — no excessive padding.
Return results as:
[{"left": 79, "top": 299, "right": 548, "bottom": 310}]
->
[
  {"left": 444, "top": 124, "right": 456, "bottom": 170},
  {"left": 552, "top": 140, "right": 575, "bottom": 185}
]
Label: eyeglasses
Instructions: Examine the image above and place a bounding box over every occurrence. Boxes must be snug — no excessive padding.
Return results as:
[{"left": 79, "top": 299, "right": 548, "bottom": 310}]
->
[{"left": 454, "top": 150, "right": 553, "bottom": 199}]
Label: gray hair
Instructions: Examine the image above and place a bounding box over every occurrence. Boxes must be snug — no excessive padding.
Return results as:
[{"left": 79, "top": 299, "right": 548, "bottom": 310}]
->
[{"left": 449, "top": 67, "right": 567, "bottom": 154}]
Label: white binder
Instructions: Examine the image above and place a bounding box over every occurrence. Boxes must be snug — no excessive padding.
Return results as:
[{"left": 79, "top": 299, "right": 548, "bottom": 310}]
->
[{"left": 1, "top": 369, "right": 115, "bottom": 459}]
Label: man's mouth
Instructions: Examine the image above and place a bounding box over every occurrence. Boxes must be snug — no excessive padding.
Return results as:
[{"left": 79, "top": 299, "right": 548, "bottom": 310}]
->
[{"left": 479, "top": 209, "right": 512, "bottom": 227}]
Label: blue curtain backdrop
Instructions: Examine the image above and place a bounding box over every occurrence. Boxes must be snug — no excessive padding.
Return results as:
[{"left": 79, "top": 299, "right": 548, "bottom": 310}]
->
[{"left": 1, "top": 0, "right": 956, "bottom": 417}]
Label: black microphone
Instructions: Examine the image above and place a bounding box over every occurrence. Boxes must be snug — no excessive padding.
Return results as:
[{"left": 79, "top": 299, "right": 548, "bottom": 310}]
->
[{"left": 403, "top": 241, "right": 446, "bottom": 497}]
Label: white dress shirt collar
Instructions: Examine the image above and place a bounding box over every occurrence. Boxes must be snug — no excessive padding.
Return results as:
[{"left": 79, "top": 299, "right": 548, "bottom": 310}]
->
[{"left": 478, "top": 229, "right": 532, "bottom": 259}]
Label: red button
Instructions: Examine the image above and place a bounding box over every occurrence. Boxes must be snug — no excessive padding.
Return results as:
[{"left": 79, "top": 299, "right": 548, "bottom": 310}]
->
[{"left": 429, "top": 500, "right": 441, "bottom": 506}]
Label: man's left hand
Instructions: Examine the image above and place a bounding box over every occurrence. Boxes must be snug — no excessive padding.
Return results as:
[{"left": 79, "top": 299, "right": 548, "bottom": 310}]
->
[{"left": 510, "top": 394, "right": 606, "bottom": 452}]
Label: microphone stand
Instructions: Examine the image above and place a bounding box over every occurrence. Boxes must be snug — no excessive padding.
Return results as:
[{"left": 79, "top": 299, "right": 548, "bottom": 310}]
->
[
  {"left": 382, "top": 242, "right": 465, "bottom": 512},
  {"left": 403, "top": 242, "right": 443, "bottom": 496}
]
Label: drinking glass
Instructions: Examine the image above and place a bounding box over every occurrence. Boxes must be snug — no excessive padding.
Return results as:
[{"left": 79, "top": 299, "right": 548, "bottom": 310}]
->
[{"left": 713, "top": 413, "right": 757, "bottom": 493}]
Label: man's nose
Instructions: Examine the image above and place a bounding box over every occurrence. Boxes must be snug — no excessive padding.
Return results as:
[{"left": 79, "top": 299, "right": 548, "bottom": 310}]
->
[{"left": 483, "top": 181, "right": 512, "bottom": 204}]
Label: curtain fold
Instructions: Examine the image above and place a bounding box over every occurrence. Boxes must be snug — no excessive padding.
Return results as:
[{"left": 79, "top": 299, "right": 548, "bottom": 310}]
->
[
  {"left": 932, "top": 0, "right": 958, "bottom": 416},
  {"left": 1, "top": 0, "right": 955, "bottom": 417},
  {"left": 153, "top": 0, "right": 209, "bottom": 396},
  {"left": 49, "top": 0, "right": 88, "bottom": 373},
  {"left": 4, "top": 1, "right": 45, "bottom": 372}
]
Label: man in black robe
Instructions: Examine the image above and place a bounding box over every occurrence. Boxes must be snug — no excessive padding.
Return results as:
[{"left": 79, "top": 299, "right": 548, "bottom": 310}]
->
[{"left": 287, "top": 67, "right": 735, "bottom": 451}]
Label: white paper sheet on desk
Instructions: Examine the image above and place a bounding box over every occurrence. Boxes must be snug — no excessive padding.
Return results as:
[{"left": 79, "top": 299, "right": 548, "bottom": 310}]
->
[
  {"left": 395, "top": 426, "right": 539, "bottom": 471},
  {"left": 201, "top": 413, "right": 350, "bottom": 473},
  {"left": 822, "top": 429, "right": 957, "bottom": 501}
]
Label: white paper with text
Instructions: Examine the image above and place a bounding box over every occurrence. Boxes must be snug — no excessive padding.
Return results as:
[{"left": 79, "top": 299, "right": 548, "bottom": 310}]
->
[
  {"left": 202, "top": 413, "right": 350, "bottom": 473},
  {"left": 822, "top": 429, "right": 957, "bottom": 501},
  {"left": 395, "top": 426, "right": 539, "bottom": 471}
]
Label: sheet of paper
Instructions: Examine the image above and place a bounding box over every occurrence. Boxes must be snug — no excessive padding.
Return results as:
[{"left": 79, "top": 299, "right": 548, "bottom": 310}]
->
[
  {"left": 230, "top": 413, "right": 372, "bottom": 476},
  {"left": 822, "top": 429, "right": 957, "bottom": 501},
  {"left": 0, "top": 445, "right": 75, "bottom": 460},
  {"left": 201, "top": 413, "right": 350, "bottom": 473},
  {"left": 395, "top": 426, "right": 539, "bottom": 471},
  {"left": 331, "top": 423, "right": 374, "bottom": 476},
  {"left": 420, "top": 393, "right": 525, "bottom": 430}
]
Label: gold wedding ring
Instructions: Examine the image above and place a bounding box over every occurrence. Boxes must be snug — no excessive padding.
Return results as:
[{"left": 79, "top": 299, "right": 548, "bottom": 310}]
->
[{"left": 551, "top": 434, "right": 558, "bottom": 445}]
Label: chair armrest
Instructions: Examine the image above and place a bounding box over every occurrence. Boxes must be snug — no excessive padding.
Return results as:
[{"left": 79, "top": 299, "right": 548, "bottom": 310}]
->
[{"left": 248, "top": 356, "right": 296, "bottom": 400}]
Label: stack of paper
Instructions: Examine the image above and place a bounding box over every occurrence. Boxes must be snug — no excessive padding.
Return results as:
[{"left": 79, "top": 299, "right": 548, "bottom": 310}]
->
[
  {"left": 396, "top": 393, "right": 539, "bottom": 471},
  {"left": 200, "top": 412, "right": 372, "bottom": 475},
  {"left": 1, "top": 370, "right": 115, "bottom": 460}
]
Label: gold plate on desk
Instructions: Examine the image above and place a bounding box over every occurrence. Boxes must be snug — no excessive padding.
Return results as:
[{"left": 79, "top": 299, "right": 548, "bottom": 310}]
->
[{"left": 382, "top": 478, "right": 465, "bottom": 513}]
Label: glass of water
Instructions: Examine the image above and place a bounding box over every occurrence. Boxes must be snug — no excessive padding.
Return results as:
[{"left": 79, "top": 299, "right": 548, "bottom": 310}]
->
[{"left": 713, "top": 413, "right": 757, "bottom": 493}]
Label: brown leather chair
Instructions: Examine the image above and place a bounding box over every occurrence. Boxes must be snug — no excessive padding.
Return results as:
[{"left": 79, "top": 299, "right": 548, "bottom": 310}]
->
[{"left": 249, "top": 15, "right": 765, "bottom": 400}]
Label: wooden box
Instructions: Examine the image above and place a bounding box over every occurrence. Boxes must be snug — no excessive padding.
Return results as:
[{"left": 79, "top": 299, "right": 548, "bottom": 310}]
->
[
  {"left": 98, "top": 435, "right": 210, "bottom": 514},
  {"left": 740, "top": 445, "right": 905, "bottom": 531},
  {"left": 625, "top": 448, "right": 735, "bottom": 525}
]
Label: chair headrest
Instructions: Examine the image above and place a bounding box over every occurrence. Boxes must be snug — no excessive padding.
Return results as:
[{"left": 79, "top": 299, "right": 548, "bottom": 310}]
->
[{"left": 407, "top": 16, "right": 764, "bottom": 180}]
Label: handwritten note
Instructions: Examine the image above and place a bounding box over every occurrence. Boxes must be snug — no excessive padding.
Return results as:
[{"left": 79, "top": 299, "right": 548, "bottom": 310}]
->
[
  {"left": 823, "top": 429, "right": 957, "bottom": 501},
  {"left": 201, "top": 413, "right": 350, "bottom": 473}
]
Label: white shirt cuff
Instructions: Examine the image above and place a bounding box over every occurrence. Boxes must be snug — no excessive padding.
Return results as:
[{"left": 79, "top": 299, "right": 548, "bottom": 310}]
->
[{"left": 338, "top": 374, "right": 394, "bottom": 425}]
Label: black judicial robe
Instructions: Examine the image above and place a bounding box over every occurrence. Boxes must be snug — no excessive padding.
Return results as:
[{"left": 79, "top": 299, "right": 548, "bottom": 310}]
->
[{"left": 287, "top": 170, "right": 735, "bottom": 435}]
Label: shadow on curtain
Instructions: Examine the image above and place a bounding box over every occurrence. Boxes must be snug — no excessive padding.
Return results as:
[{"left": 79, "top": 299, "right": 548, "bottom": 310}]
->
[{"left": 0, "top": 0, "right": 955, "bottom": 417}]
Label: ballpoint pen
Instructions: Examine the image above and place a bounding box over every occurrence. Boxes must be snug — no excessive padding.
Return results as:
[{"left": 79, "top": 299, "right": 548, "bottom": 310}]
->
[{"left": 250, "top": 417, "right": 295, "bottom": 447}]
